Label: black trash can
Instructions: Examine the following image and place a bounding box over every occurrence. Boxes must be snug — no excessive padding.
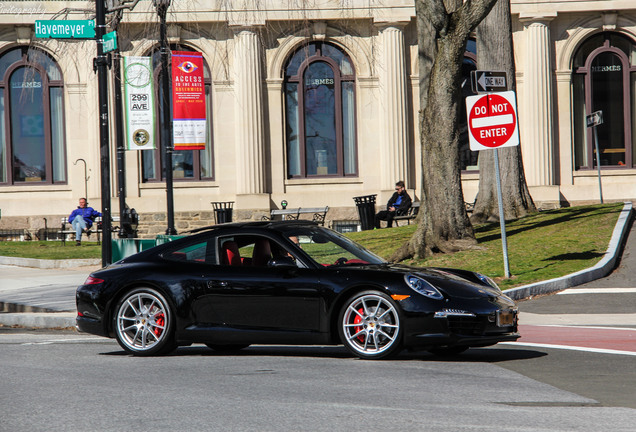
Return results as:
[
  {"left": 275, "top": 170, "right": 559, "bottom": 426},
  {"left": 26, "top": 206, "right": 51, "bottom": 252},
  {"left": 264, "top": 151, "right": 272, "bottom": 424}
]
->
[
  {"left": 211, "top": 201, "right": 234, "bottom": 224},
  {"left": 353, "top": 194, "right": 377, "bottom": 231}
]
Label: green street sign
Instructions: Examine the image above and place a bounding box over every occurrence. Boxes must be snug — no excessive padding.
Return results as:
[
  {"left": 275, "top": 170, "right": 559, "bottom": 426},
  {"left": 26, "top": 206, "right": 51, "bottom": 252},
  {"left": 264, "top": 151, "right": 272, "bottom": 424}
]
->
[
  {"left": 103, "top": 31, "right": 117, "bottom": 53},
  {"left": 35, "top": 20, "right": 95, "bottom": 39}
]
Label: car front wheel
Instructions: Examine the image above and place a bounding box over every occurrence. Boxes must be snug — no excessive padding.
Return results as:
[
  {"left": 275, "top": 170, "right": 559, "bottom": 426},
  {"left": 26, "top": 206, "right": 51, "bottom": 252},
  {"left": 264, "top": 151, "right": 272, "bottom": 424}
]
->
[
  {"left": 338, "top": 291, "right": 402, "bottom": 360},
  {"left": 114, "top": 288, "right": 176, "bottom": 356}
]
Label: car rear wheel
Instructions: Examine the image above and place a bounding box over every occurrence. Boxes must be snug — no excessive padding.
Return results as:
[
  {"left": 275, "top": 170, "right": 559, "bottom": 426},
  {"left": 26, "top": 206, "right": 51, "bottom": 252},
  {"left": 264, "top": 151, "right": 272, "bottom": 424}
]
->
[
  {"left": 338, "top": 291, "right": 402, "bottom": 360},
  {"left": 114, "top": 288, "right": 176, "bottom": 356}
]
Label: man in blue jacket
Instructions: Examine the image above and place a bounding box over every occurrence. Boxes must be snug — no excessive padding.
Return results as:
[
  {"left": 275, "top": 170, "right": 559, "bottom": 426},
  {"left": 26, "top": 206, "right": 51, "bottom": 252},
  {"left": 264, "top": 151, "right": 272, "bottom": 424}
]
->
[
  {"left": 68, "top": 198, "right": 102, "bottom": 246},
  {"left": 374, "top": 181, "right": 412, "bottom": 228}
]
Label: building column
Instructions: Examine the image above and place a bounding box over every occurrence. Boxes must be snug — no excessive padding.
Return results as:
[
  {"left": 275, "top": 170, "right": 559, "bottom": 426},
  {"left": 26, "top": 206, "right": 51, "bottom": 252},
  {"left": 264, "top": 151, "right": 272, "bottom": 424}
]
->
[
  {"left": 378, "top": 23, "right": 409, "bottom": 189},
  {"left": 520, "top": 15, "right": 556, "bottom": 187},
  {"left": 233, "top": 28, "right": 266, "bottom": 197}
]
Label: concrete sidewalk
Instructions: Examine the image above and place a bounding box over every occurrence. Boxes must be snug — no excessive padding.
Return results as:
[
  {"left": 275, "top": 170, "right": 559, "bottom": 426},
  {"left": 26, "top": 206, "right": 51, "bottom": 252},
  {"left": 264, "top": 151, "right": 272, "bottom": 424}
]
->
[
  {"left": 0, "top": 202, "right": 633, "bottom": 329},
  {"left": 0, "top": 262, "right": 101, "bottom": 328}
]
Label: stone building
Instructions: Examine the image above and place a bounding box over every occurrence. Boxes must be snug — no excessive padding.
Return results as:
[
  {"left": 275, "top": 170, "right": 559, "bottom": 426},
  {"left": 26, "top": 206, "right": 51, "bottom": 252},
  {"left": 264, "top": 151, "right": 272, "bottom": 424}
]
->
[{"left": 0, "top": 1, "right": 635, "bottom": 237}]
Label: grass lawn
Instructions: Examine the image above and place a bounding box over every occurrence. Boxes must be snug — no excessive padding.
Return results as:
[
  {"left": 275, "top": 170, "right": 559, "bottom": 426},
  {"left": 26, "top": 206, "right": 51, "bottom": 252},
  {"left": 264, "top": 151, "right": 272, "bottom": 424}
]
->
[
  {"left": 348, "top": 202, "right": 625, "bottom": 290},
  {"left": 0, "top": 240, "right": 102, "bottom": 260},
  {"left": 0, "top": 203, "right": 626, "bottom": 290}
]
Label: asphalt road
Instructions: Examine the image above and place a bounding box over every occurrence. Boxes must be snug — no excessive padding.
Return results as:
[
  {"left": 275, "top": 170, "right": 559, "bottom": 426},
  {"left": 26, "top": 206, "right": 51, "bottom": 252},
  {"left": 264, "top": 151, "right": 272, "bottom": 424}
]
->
[
  {"left": 1, "top": 328, "right": 635, "bottom": 432},
  {"left": 1, "top": 207, "right": 635, "bottom": 428}
]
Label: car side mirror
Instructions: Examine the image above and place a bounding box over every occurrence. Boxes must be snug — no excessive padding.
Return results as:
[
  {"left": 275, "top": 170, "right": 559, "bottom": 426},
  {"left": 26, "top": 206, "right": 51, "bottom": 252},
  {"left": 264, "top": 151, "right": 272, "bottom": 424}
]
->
[{"left": 268, "top": 257, "right": 297, "bottom": 268}]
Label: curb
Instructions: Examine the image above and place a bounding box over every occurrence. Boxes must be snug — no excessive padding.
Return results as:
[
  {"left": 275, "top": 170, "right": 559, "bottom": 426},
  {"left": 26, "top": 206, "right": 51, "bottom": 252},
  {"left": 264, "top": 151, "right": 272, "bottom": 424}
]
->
[
  {"left": 0, "top": 256, "right": 101, "bottom": 269},
  {"left": 505, "top": 201, "right": 633, "bottom": 300},
  {"left": 0, "top": 312, "right": 76, "bottom": 329}
]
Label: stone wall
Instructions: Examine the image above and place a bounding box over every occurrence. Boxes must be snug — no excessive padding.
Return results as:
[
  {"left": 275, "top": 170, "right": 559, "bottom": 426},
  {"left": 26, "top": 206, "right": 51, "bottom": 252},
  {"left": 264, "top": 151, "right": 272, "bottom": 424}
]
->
[{"left": 0, "top": 207, "right": 361, "bottom": 240}]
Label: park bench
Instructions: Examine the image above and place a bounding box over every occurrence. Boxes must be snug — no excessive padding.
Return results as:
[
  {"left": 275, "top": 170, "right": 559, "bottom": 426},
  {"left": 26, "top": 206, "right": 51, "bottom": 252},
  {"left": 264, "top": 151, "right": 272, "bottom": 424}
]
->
[
  {"left": 393, "top": 202, "right": 420, "bottom": 226},
  {"left": 58, "top": 216, "right": 120, "bottom": 245},
  {"left": 263, "top": 206, "right": 329, "bottom": 226}
]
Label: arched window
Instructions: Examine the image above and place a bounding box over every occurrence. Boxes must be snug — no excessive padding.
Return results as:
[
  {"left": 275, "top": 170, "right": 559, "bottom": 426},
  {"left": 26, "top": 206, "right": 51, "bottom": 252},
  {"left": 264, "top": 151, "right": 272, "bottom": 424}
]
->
[
  {"left": 284, "top": 42, "right": 357, "bottom": 178},
  {"left": 142, "top": 45, "right": 214, "bottom": 182},
  {"left": 0, "top": 47, "right": 65, "bottom": 185},
  {"left": 460, "top": 38, "right": 478, "bottom": 171},
  {"left": 573, "top": 32, "right": 636, "bottom": 169}
]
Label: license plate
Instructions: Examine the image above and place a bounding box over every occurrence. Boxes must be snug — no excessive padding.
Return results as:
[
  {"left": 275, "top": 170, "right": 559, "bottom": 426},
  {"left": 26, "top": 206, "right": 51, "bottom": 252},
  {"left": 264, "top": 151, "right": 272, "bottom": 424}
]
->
[{"left": 497, "top": 310, "right": 515, "bottom": 327}]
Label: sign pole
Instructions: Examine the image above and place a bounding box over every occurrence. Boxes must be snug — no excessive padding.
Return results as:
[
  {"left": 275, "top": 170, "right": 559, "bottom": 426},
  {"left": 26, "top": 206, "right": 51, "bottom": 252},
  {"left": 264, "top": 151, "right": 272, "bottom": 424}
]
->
[
  {"left": 586, "top": 110, "right": 604, "bottom": 204},
  {"left": 466, "top": 82, "right": 517, "bottom": 279},
  {"left": 493, "top": 148, "right": 511, "bottom": 278},
  {"left": 593, "top": 126, "right": 603, "bottom": 204}
]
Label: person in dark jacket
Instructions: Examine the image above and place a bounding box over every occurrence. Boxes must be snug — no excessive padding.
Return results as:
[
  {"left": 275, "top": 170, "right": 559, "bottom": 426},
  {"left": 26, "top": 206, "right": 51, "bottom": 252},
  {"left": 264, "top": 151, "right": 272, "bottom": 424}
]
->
[
  {"left": 68, "top": 198, "right": 102, "bottom": 246},
  {"left": 374, "top": 181, "right": 412, "bottom": 228}
]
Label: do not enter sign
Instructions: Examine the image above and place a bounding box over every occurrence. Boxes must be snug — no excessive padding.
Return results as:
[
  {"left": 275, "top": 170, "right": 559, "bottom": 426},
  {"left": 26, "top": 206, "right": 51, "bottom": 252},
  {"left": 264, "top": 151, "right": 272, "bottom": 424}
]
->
[{"left": 466, "top": 91, "right": 519, "bottom": 151}]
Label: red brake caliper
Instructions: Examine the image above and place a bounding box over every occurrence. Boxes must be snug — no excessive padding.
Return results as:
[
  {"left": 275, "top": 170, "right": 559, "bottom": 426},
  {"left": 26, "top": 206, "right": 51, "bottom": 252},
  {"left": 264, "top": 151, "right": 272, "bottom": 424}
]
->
[
  {"left": 353, "top": 308, "right": 365, "bottom": 342},
  {"left": 153, "top": 311, "right": 165, "bottom": 337}
]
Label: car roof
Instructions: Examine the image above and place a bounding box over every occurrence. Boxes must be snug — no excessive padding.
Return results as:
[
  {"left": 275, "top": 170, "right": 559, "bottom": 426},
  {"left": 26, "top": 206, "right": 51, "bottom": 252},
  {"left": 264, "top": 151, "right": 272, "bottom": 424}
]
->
[{"left": 184, "top": 220, "right": 321, "bottom": 235}]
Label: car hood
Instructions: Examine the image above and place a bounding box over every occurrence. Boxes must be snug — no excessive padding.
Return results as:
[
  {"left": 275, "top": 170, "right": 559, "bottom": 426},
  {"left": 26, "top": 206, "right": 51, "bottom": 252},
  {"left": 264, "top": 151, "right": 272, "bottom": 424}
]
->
[{"left": 345, "top": 263, "right": 506, "bottom": 300}]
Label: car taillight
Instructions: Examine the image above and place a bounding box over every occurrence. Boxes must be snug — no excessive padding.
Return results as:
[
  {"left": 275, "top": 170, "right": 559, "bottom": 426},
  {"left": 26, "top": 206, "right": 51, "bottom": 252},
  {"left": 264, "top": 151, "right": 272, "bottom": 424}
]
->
[{"left": 83, "top": 276, "right": 104, "bottom": 285}]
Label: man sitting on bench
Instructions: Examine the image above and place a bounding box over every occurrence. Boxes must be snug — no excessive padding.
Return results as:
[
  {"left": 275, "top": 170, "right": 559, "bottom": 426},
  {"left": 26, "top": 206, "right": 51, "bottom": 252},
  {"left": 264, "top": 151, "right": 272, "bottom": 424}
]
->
[
  {"left": 68, "top": 198, "right": 102, "bottom": 246},
  {"left": 374, "top": 181, "right": 412, "bottom": 229}
]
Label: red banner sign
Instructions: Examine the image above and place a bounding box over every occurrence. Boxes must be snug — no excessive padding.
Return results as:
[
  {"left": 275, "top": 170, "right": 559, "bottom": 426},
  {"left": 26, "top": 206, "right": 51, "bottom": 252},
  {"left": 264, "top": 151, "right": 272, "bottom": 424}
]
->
[{"left": 171, "top": 51, "right": 206, "bottom": 150}]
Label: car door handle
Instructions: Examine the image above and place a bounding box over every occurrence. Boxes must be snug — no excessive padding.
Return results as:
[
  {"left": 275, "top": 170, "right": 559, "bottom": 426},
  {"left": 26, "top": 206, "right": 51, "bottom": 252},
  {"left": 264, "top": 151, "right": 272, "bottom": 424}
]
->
[{"left": 207, "top": 280, "right": 229, "bottom": 288}]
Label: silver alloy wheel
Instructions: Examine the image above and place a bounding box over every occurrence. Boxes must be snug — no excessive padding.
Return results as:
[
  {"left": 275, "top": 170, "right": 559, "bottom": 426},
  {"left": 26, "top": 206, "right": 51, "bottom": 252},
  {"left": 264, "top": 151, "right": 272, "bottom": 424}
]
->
[
  {"left": 341, "top": 293, "right": 401, "bottom": 358},
  {"left": 115, "top": 290, "right": 170, "bottom": 353}
]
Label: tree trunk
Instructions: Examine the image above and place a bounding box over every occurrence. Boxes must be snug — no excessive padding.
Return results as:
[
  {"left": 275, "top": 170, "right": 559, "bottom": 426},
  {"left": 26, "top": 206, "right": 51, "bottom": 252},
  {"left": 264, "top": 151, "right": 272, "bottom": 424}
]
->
[
  {"left": 472, "top": 0, "right": 536, "bottom": 223},
  {"left": 392, "top": 0, "right": 498, "bottom": 261}
]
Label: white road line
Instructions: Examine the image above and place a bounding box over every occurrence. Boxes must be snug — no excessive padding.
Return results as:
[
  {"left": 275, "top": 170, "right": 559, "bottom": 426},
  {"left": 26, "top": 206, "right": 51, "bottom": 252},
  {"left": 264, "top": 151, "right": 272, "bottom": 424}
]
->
[
  {"left": 501, "top": 341, "right": 636, "bottom": 356},
  {"left": 522, "top": 324, "right": 636, "bottom": 332},
  {"left": 557, "top": 288, "right": 636, "bottom": 295}
]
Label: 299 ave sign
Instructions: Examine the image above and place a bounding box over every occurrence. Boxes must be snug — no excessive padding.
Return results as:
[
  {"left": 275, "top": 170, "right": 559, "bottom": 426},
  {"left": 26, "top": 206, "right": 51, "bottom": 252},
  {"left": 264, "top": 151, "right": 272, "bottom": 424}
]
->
[{"left": 465, "top": 91, "right": 519, "bottom": 151}]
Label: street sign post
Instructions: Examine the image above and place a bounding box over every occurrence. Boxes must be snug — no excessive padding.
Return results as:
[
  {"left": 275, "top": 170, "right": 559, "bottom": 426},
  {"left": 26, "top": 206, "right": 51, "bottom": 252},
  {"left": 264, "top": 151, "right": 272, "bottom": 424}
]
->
[
  {"left": 471, "top": 70, "right": 507, "bottom": 93},
  {"left": 465, "top": 90, "right": 520, "bottom": 279},
  {"left": 103, "top": 31, "right": 117, "bottom": 53},
  {"left": 35, "top": 20, "right": 95, "bottom": 39},
  {"left": 586, "top": 110, "right": 604, "bottom": 204}
]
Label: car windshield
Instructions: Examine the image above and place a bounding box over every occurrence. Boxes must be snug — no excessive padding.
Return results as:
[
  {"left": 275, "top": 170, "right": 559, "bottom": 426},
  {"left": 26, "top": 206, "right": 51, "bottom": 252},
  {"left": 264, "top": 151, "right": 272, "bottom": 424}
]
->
[{"left": 280, "top": 226, "right": 386, "bottom": 267}]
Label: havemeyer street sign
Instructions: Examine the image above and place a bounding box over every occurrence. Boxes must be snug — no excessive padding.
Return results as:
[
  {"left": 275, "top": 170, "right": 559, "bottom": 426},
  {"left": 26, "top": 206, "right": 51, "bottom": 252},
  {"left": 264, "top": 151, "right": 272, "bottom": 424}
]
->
[
  {"left": 35, "top": 20, "right": 95, "bottom": 39},
  {"left": 466, "top": 91, "right": 519, "bottom": 151}
]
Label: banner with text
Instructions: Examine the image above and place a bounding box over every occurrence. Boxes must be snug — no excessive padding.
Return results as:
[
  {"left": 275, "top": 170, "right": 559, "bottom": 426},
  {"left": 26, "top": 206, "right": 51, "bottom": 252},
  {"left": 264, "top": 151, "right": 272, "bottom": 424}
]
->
[
  {"left": 123, "top": 56, "right": 155, "bottom": 150},
  {"left": 171, "top": 51, "right": 206, "bottom": 151}
]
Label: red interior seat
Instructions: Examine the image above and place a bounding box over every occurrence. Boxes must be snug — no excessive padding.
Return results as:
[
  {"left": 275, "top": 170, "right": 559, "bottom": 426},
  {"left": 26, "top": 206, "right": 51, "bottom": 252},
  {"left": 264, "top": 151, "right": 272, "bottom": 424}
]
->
[{"left": 221, "top": 241, "right": 241, "bottom": 266}]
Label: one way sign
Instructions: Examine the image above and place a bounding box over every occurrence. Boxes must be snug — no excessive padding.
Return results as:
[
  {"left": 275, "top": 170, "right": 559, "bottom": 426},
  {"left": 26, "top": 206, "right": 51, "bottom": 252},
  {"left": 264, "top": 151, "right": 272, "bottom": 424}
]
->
[{"left": 471, "top": 70, "right": 508, "bottom": 93}]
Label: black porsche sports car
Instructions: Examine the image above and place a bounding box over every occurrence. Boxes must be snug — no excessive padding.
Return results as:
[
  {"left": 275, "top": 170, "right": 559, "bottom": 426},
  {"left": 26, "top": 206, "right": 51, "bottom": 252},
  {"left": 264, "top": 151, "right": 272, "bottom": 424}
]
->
[{"left": 76, "top": 221, "right": 519, "bottom": 359}]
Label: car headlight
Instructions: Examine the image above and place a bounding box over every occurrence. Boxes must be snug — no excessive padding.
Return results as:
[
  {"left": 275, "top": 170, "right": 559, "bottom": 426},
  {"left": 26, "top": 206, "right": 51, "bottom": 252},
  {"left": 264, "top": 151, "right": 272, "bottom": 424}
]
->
[
  {"left": 405, "top": 275, "right": 444, "bottom": 300},
  {"left": 475, "top": 272, "right": 501, "bottom": 292}
]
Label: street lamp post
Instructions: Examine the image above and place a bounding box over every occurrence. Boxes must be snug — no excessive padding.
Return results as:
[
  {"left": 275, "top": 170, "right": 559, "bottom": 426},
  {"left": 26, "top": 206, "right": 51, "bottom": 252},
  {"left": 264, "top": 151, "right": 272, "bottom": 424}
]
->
[
  {"left": 95, "top": 0, "right": 112, "bottom": 266},
  {"left": 154, "top": 0, "right": 176, "bottom": 235}
]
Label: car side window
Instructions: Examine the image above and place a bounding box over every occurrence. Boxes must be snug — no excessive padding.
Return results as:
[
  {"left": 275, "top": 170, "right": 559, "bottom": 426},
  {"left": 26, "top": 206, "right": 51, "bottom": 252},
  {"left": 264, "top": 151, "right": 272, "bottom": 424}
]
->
[
  {"left": 164, "top": 241, "right": 215, "bottom": 264},
  {"left": 218, "top": 235, "right": 298, "bottom": 267}
]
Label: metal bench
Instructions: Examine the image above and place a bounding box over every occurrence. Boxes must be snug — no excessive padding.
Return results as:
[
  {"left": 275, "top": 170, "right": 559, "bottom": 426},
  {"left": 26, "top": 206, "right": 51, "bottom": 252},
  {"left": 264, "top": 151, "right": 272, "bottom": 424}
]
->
[
  {"left": 393, "top": 202, "right": 420, "bottom": 226},
  {"left": 0, "top": 229, "right": 30, "bottom": 241},
  {"left": 59, "top": 216, "right": 120, "bottom": 245},
  {"left": 264, "top": 206, "right": 329, "bottom": 226}
]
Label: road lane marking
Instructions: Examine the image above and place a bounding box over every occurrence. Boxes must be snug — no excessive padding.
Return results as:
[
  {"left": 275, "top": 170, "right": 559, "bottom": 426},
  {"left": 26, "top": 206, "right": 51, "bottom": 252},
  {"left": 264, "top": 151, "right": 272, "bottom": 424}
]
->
[
  {"left": 501, "top": 341, "right": 636, "bottom": 357},
  {"left": 526, "top": 324, "right": 636, "bottom": 332},
  {"left": 557, "top": 288, "right": 636, "bottom": 295}
]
